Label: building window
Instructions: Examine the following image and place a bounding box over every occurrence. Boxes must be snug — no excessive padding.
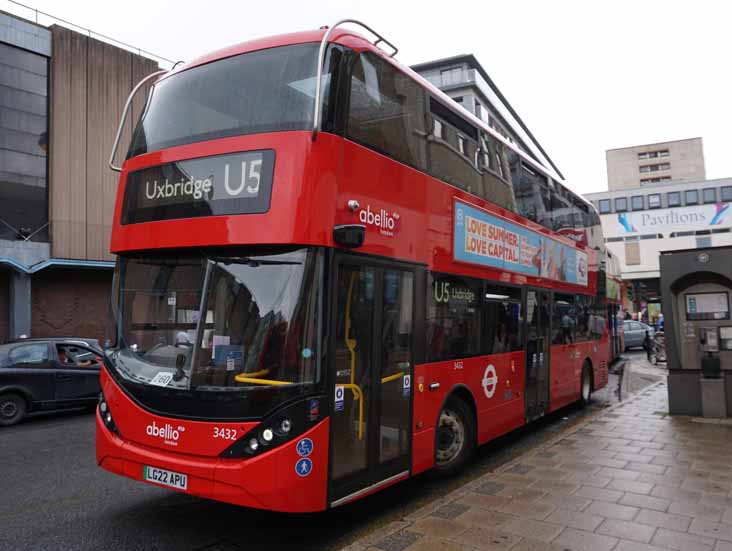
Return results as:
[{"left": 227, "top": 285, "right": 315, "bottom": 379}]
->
[
  {"left": 641, "top": 176, "right": 672, "bottom": 184},
  {"left": 453, "top": 96, "right": 463, "bottom": 104},
  {"left": 703, "top": 188, "right": 717, "bottom": 203},
  {"left": 648, "top": 194, "right": 661, "bottom": 209},
  {"left": 0, "top": 43, "right": 49, "bottom": 242},
  {"left": 668, "top": 191, "right": 681, "bottom": 206},
  {"left": 625, "top": 241, "right": 640, "bottom": 265},
  {"left": 615, "top": 197, "right": 628, "bottom": 212},
  {"left": 457, "top": 135, "right": 466, "bottom": 155},
  {"left": 722, "top": 186, "right": 732, "bottom": 202},
  {"left": 697, "top": 236, "right": 712, "bottom": 248},
  {"left": 638, "top": 150, "right": 669, "bottom": 160},
  {"left": 433, "top": 119, "right": 444, "bottom": 139},
  {"left": 685, "top": 189, "right": 699, "bottom": 205},
  {"left": 659, "top": 150, "right": 670, "bottom": 157},
  {"left": 639, "top": 166, "right": 651, "bottom": 173},
  {"left": 631, "top": 196, "right": 644, "bottom": 211},
  {"left": 599, "top": 199, "right": 611, "bottom": 214},
  {"left": 440, "top": 67, "right": 463, "bottom": 86}
]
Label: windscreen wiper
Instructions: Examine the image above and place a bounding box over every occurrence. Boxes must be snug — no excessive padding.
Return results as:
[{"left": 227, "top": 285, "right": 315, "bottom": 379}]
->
[{"left": 208, "top": 256, "right": 302, "bottom": 267}]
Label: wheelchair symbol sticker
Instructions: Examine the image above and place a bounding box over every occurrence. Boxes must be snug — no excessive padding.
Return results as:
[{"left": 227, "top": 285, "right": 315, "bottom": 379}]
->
[
  {"left": 296, "top": 438, "right": 313, "bottom": 457},
  {"left": 295, "top": 457, "right": 313, "bottom": 477}
]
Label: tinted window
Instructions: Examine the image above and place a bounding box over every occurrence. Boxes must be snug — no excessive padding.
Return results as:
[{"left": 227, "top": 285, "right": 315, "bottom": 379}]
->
[
  {"left": 614, "top": 197, "right": 627, "bottom": 212},
  {"left": 722, "top": 186, "right": 732, "bottom": 202},
  {"left": 513, "top": 160, "right": 552, "bottom": 228},
  {"left": 427, "top": 274, "right": 482, "bottom": 362},
  {"left": 347, "top": 52, "right": 427, "bottom": 170},
  {"left": 0, "top": 42, "right": 49, "bottom": 242},
  {"left": 631, "top": 196, "right": 644, "bottom": 211},
  {"left": 668, "top": 191, "right": 681, "bottom": 207},
  {"left": 552, "top": 294, "right": 575, "bottom": 344},
  {"left": 427, "top": 99, "right": 480, "bottom": 194},
  {"left": 599, "top": 199, "right": 611, "bottom": 214},
  {"left": 483, "top": 284, "right": 522, "bottom": 354},
  {"left": 703, "top": 188, "right": 717, "bottom": 204},
  {"left": 685, "top": 190, "right": 698, "bottom": 205},
  {"left": 10, "top": 344, "right": 48, "bottom": 365},
  {"left": 476, "top": 131, "right": 515, "bottom": 211},
  {"left": 130, "top": 43, "right": 338, "bottom": 156}
]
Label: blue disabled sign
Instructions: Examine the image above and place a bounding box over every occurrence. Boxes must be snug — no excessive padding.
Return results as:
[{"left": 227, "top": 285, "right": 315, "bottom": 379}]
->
[
  {"left": 296, "top": 438, "right": 313, "bottom": 457},
  {"left": 295, "top": 457, "right": 313, "bottom": 477}
]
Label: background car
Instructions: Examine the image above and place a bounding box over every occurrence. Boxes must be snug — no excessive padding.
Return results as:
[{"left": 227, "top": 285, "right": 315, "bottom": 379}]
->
[
  {"left": 0, "top": 337, "right": 103, "bottom": 426},
  {"left": 623, "top": 320, "right": 655, "bottom": 350}
]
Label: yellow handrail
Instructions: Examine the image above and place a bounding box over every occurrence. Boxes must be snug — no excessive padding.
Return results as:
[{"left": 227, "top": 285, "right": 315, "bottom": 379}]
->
[
  {"left": 381, "top": 371, "right": 404, "bottom": 384},
  {"left": 340, "top": 383, "right": 364, "bottom": 440},
  {"left": 345, "top": 272, "right": 358, "bottom": 398},
  {"left": 234, "top": 375, "right": 293, "bottom": 386}
]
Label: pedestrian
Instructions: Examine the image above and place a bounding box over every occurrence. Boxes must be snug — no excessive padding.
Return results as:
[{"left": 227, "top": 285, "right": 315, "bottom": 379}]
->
[{"left": 644, "top": 329, "right": 652, "bottom": 361}]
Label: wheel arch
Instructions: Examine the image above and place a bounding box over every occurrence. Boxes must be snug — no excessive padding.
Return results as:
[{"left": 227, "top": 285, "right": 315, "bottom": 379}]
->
[
  {"left": 0, "top": 386, "right": 34, "bottom": 411},
  {"left": 436, "top": 384, "right": 478, "bottom": 445}
]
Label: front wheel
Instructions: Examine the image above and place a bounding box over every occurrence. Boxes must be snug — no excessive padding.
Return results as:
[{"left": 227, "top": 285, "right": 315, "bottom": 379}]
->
[
  {"left": 579, "top": 365, "right": 593, "bottom": 407},
  {"left": 433, "top": 397, "right": 475, "bottom": 476},
  {"left": 0, "top": 393, "right": 27, "bottom": 427}
]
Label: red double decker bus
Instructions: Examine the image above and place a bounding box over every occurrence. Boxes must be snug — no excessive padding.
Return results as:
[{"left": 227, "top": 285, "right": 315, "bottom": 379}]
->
[{"left": 97, "top": 21, "right": 609, "bottom": 512}]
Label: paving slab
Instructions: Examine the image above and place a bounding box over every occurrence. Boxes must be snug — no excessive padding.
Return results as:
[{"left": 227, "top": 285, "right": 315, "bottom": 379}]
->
[{"left": 341, "top": 369, "right": 732, "bottom": 551}]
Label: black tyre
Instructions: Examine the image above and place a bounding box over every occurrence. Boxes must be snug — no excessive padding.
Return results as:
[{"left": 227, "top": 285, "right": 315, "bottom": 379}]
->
[
  {"left": 579, "top": 364, "right": 593, "bottom": 407},
  {"left": 0, "top": 393, "right": 27, "bottom": 427},
  {"left": 433, "top": 396, "right": 475, "bottom": 476}
]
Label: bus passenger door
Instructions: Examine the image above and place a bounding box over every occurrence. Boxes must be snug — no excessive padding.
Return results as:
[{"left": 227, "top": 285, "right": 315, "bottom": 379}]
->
[
  {"left": 524, "top": 289, "right": 551, "bottom": 421},
  {"left": 328, "top": 258, "right": 416, "bottom": 507}
]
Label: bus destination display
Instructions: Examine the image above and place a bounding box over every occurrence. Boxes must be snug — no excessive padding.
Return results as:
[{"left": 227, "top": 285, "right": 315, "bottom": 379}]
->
[
  {"left": 122, "top": 150, "right": 275, "bottom": 224},
  {"left": 454, "top": 200, "right": 588, "bottom": 286}
]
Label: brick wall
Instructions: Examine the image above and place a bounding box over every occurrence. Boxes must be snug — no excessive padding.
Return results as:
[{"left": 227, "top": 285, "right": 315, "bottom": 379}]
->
[{"left": 31, "top": 268, "right": 112, "bottom": 342}]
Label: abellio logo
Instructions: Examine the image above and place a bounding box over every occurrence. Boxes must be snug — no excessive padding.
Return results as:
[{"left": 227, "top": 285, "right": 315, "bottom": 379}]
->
[
  {"left": 358, "top": 205, "right": 400, "bottom": 237},
  {"left": 146, "top": 421, "right": 184, "bottom": 446}
]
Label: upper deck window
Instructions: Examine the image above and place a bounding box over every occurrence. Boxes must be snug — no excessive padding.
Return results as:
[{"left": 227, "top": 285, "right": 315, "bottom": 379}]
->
[
  {"left": 347, "top": 52, "right": 427, "bottom": 170},
  {"left": 128, "top": 43, "right": 340, "bottom": 157}
]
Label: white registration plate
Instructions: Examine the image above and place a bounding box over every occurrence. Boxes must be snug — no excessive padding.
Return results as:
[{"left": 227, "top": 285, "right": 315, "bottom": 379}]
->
[{"left": 143, "top": 465, "right": 188, "bottom": 490}]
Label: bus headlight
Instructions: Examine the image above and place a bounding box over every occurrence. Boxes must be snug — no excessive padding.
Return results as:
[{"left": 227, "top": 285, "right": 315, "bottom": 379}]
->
[
  {"left": 261, "top": 428, "right": 274, "bottom": 443},
  {"left": 219, "top": 396, "right": 325, "bottom": 459},
  {"left": 279, "top": 418, "right": 292, "bottom": 434},
  {"left": 98, "top": 393, "right": 120, "bottom": 436}
]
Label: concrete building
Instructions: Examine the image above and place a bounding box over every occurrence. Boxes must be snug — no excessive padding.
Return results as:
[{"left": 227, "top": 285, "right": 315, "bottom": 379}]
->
[
  {"left": 411, "top": 54, "right": 564, "bottom": 183},
  {"left": 585, "top": 177, "right": 732, "bottom": 314},
  {"left": 0, "top": 10, "right": 160, "bottom": 342},
  {"left": 606, "top": 137, "right": 706, "bottom": 191}
]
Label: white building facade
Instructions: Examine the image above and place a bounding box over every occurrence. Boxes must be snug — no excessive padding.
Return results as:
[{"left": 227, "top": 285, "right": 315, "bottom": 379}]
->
[{"left": 585, "top": 178, "right": 732, "bottom": 310}]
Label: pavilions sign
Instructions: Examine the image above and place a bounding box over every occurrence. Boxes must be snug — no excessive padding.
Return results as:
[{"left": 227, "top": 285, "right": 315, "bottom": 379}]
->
[{"left": 616, "top": 203, "right": 730, "bottom": 233}]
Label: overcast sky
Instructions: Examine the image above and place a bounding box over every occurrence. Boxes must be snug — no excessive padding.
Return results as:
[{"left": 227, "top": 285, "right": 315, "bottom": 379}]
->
[{"left": 8, "top": 0, "right": 732, "bottom": 195}]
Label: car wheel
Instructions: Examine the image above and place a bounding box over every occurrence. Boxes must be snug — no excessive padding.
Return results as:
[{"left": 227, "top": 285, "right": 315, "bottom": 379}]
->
[
  {"left": 579, "top": 364, "right": 593, "bottom": 407},
  {"left": 433, "top": 396, "right": 475, "bottom": 476},
  {"left": 0, "top": 393, "right": 27, "bottom": 427}
]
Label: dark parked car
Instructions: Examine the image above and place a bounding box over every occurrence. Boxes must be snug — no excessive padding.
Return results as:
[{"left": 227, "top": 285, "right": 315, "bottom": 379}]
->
[
  {"left": 0, "top": 338, "right": 103, "bottom": 426},
  {"left": 623, "top": 321, "right": 655, "bottom": 350}
]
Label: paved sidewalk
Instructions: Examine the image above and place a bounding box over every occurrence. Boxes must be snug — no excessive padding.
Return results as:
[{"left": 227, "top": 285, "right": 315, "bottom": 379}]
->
[{"left": 343, "top": 380, "right": 732, "bottom": 551}]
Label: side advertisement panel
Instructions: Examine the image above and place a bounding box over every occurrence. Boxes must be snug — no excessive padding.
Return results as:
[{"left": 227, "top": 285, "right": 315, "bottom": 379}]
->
[{"left": 453, "top": 200, "right": 588, "bottom": 286}]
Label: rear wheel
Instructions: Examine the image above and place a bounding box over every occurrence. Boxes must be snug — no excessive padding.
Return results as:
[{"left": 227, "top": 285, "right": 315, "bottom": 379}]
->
[
  {"left": 579, "top": 364, "right": 593, "bottom": 407},
  {"left": 0, "top": 393, "right": 27, "bottom": 427},
  {"left": 433, "top": 396, "right": 475, "bottom": 476}
]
